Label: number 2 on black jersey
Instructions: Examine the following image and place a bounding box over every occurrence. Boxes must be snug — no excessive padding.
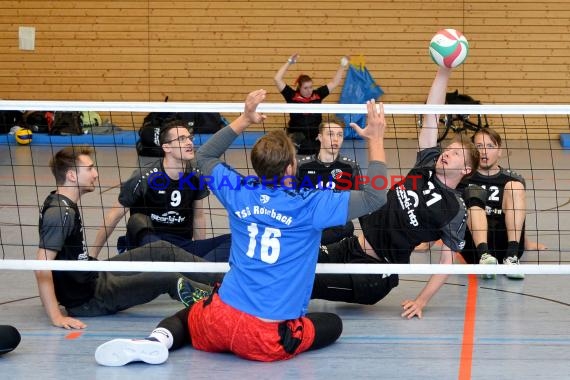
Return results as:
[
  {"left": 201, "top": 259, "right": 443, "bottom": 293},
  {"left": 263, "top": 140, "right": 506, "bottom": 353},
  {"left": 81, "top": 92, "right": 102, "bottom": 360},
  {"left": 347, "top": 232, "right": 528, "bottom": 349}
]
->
[{"left": 479, "top": 185, "right": 500, "bottom": 202}]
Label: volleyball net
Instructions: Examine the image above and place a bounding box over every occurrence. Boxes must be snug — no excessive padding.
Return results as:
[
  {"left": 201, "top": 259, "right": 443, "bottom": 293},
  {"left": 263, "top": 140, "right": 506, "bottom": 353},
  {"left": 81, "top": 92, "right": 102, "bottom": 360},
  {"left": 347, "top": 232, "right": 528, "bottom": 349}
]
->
[{"left": 0, "top": 100, "right": 569, "bottom": 275}]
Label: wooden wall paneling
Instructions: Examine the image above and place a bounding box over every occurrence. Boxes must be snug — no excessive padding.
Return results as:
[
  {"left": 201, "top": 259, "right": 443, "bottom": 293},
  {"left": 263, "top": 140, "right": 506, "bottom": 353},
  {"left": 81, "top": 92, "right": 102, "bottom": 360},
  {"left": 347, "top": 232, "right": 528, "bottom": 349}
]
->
[{"left": 0, "top": 1, "right": 569, "bottom": 139}]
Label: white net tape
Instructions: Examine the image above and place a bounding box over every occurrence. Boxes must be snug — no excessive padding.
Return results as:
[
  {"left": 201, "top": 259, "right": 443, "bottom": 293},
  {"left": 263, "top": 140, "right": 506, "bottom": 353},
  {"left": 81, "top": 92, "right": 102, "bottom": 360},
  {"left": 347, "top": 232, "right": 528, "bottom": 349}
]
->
[
  {"left": 2, "top": 100, "right": 570, "bottom": 115},
  {"left": 1, "top": 260, "right": 569, "bottom": 275}
]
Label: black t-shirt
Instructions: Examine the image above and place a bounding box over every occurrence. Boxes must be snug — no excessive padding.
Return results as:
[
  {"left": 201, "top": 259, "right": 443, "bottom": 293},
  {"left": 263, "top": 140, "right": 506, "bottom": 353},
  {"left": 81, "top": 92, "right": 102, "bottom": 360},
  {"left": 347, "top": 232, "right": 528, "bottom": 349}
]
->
[
  {"left": 296, "top": 154, "right": 362, "bottom": 190},
  {"left": 119, "top": 159, "right": 209, "bottom": 239},
  {"left": 281, "top": 85, "right": 330, "bottom": 133},
  {"left": 38, "top": 192, "right": 98, "bottom": 308},
  {"left": 461, "top": 167, "right": 525, "bottom": 226},
  {"left": 360, "top": 147, "right": 467, "bottom": 263}
]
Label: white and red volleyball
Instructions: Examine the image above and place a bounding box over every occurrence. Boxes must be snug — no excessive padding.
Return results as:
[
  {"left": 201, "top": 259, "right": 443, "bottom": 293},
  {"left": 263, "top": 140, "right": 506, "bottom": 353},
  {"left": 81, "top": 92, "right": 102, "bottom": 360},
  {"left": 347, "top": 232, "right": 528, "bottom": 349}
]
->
[{"left": 429, "top": 29, "right": 469, "bottom": 68}]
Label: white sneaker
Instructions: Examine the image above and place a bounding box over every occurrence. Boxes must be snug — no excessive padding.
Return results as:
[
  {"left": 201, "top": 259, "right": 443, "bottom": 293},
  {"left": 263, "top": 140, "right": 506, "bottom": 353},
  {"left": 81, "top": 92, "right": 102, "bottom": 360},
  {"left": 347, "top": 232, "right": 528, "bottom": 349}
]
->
[
  {"left": 479, "top": 253, "right": 498, "bottom": 279},
  {"left": 95, "top": 338, "right": 168, "bottom": 366},
  {"left": 503, "top": 256, "right": 525, "bottom": 279}
]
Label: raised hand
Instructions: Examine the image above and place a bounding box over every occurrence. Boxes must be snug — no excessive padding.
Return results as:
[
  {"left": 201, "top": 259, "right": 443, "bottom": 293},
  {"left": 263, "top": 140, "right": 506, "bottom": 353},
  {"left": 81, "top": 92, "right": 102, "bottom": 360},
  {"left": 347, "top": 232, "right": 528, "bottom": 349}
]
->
[
  {"left": 349, "top": 100, "right": 386, "bottom": 141},
  {"left": 243, "top": 89, "right": 267, "bottom": 125},
  {"left": 288, "top": 53, "right": 300, "bottom": 64}
]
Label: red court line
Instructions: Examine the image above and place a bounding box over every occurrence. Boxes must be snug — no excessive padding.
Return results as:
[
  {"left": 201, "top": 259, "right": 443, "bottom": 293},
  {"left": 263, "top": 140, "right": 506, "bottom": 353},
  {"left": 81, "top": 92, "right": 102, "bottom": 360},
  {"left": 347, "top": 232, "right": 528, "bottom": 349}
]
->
[{"left": 458, "top": 274, "right": 478, "bottom": 380}]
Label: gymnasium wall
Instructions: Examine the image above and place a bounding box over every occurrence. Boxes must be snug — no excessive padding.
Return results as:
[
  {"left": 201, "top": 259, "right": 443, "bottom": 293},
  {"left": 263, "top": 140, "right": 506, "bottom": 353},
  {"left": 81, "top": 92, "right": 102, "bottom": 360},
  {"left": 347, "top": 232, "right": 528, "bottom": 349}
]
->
[{"left": 0, "top": 1, "right": 569, "bottom": 139}]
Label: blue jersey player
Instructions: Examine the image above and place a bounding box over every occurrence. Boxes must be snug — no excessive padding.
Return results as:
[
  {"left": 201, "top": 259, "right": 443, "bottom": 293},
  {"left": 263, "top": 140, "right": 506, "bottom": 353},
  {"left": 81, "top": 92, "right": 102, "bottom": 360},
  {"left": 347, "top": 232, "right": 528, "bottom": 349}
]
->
[{"left": 96, "top": 89, "right": 389, "bottom": 365}]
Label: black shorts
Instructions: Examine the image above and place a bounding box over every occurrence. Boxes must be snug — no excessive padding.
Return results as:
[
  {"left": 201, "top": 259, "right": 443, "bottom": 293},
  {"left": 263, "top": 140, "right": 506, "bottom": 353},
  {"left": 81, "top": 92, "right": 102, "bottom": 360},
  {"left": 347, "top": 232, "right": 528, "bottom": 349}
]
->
[
  {"left": 312, "top": 236, "right": 399, "bottom": 305},
  {"left": 460, "top": 221, "right": 526, "bottom": 264}
]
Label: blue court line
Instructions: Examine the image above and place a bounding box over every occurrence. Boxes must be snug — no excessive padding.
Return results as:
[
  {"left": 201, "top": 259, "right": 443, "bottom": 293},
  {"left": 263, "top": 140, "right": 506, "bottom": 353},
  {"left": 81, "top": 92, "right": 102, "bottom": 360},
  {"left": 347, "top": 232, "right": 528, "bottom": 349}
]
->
[
  {"left": 19, "top": 332, "right": 570, "bottom": 346},
  {"left": 341, "top": 335, "right": 570, "bottom": 345},
  {"left": 19, "top": 331, "right": 463, "bottom": 343},
  {"left": 20, "top": 331, "right": 149, "bottom": 339},
  {"left": 342, "top": 335, "right": 460, "bottom": 343},
  {"left": 477, "top": 337, "right": 570, "bottom": 345}
]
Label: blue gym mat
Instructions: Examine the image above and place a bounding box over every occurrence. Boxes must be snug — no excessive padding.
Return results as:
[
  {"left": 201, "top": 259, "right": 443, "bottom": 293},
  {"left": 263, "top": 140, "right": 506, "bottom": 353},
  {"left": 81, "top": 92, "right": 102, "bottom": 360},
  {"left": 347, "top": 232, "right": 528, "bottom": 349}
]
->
[
  {"left": 0, "top": 130, "right": 265, "bottom": 148},
  {"left": 560, "top": 133, "right": 570, "bottom": 148}
]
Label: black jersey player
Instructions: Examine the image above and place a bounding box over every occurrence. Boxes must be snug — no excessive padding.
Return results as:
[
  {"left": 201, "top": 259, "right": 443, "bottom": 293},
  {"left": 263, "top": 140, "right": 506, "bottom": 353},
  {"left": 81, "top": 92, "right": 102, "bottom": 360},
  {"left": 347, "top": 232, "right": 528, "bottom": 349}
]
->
[
  {"left": 312, "top": 67, "right": 487, "bottom": 319},
  {"left": 297, "top": 119, "right": 362, "bottom": 244}
]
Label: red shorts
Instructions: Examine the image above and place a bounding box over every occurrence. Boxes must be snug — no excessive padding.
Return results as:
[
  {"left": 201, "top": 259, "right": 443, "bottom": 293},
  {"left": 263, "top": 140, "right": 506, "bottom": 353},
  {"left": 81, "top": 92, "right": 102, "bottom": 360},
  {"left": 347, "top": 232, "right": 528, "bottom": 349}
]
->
[{"left": 187, "top": 293, "right": 315, "bottom": 362}]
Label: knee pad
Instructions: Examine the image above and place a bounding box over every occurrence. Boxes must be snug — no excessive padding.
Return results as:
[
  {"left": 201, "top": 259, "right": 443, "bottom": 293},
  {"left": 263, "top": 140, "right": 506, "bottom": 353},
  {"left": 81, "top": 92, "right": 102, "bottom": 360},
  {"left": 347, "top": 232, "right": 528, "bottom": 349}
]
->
[
  {"left": 463, "top": 184, "right": 487, "bottom": 209},
  {"left": 305, "top": 313, "right": 343, "bottom": 351},
  {"left": 126, "top": 213, "right": 155, "bottom": 246},
  {"left": 0, "top": 325, "right": 21, "bottom": 355},
  {"left": 352, "top": 273, "right": 399, "bottom": 305}
]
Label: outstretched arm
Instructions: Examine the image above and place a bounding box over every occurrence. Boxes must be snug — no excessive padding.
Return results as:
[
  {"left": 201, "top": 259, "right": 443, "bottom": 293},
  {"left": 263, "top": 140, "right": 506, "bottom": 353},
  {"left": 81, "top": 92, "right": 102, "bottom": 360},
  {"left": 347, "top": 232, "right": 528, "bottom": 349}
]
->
[
  {"left": 274, "top": 53, "right": 299, "bottom": 92},
  {"left": 326, "top": 56, "right": 350, "bottom": 92},
  {"left": 400, "top": 244, "right": 454, "bottom": 319},
  {"left": 196, "top": 89, "right": 267, "bottom": 175},
  {"left": 35, "top": 248, "right": 87, "bottom": 329},
  {"left": 418, "top": 67, "right": 452, "bottom": 150},
  {"left": 346, "top": 101, "right": 388, "bottom": 220}
]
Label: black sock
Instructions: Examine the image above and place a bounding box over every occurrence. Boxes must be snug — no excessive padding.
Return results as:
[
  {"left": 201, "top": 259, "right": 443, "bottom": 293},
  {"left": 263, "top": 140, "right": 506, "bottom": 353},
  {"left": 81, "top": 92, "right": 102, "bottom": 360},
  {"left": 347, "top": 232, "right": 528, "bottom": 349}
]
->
[
  {"left": 476, "top": 242, "right": 489, "bottom": 260},
  {"left": 506, "top": 241, "right": 520, "bottom": 258}
]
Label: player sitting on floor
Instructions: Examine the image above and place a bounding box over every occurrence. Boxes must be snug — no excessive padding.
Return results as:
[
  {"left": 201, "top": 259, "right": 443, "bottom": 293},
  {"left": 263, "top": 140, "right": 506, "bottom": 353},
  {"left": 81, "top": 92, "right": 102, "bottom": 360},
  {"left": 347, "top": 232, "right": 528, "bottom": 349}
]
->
[{"left": 95, "top": 88, "right": 388, "bottom": 364}]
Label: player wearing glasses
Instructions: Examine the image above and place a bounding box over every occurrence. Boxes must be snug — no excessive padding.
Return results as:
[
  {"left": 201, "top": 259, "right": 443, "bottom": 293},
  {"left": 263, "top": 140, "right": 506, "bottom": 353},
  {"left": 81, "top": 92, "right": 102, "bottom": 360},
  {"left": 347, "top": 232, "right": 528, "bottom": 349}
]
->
[{"left": 93, "top": 120, "right": 230, "bottom": 260}]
